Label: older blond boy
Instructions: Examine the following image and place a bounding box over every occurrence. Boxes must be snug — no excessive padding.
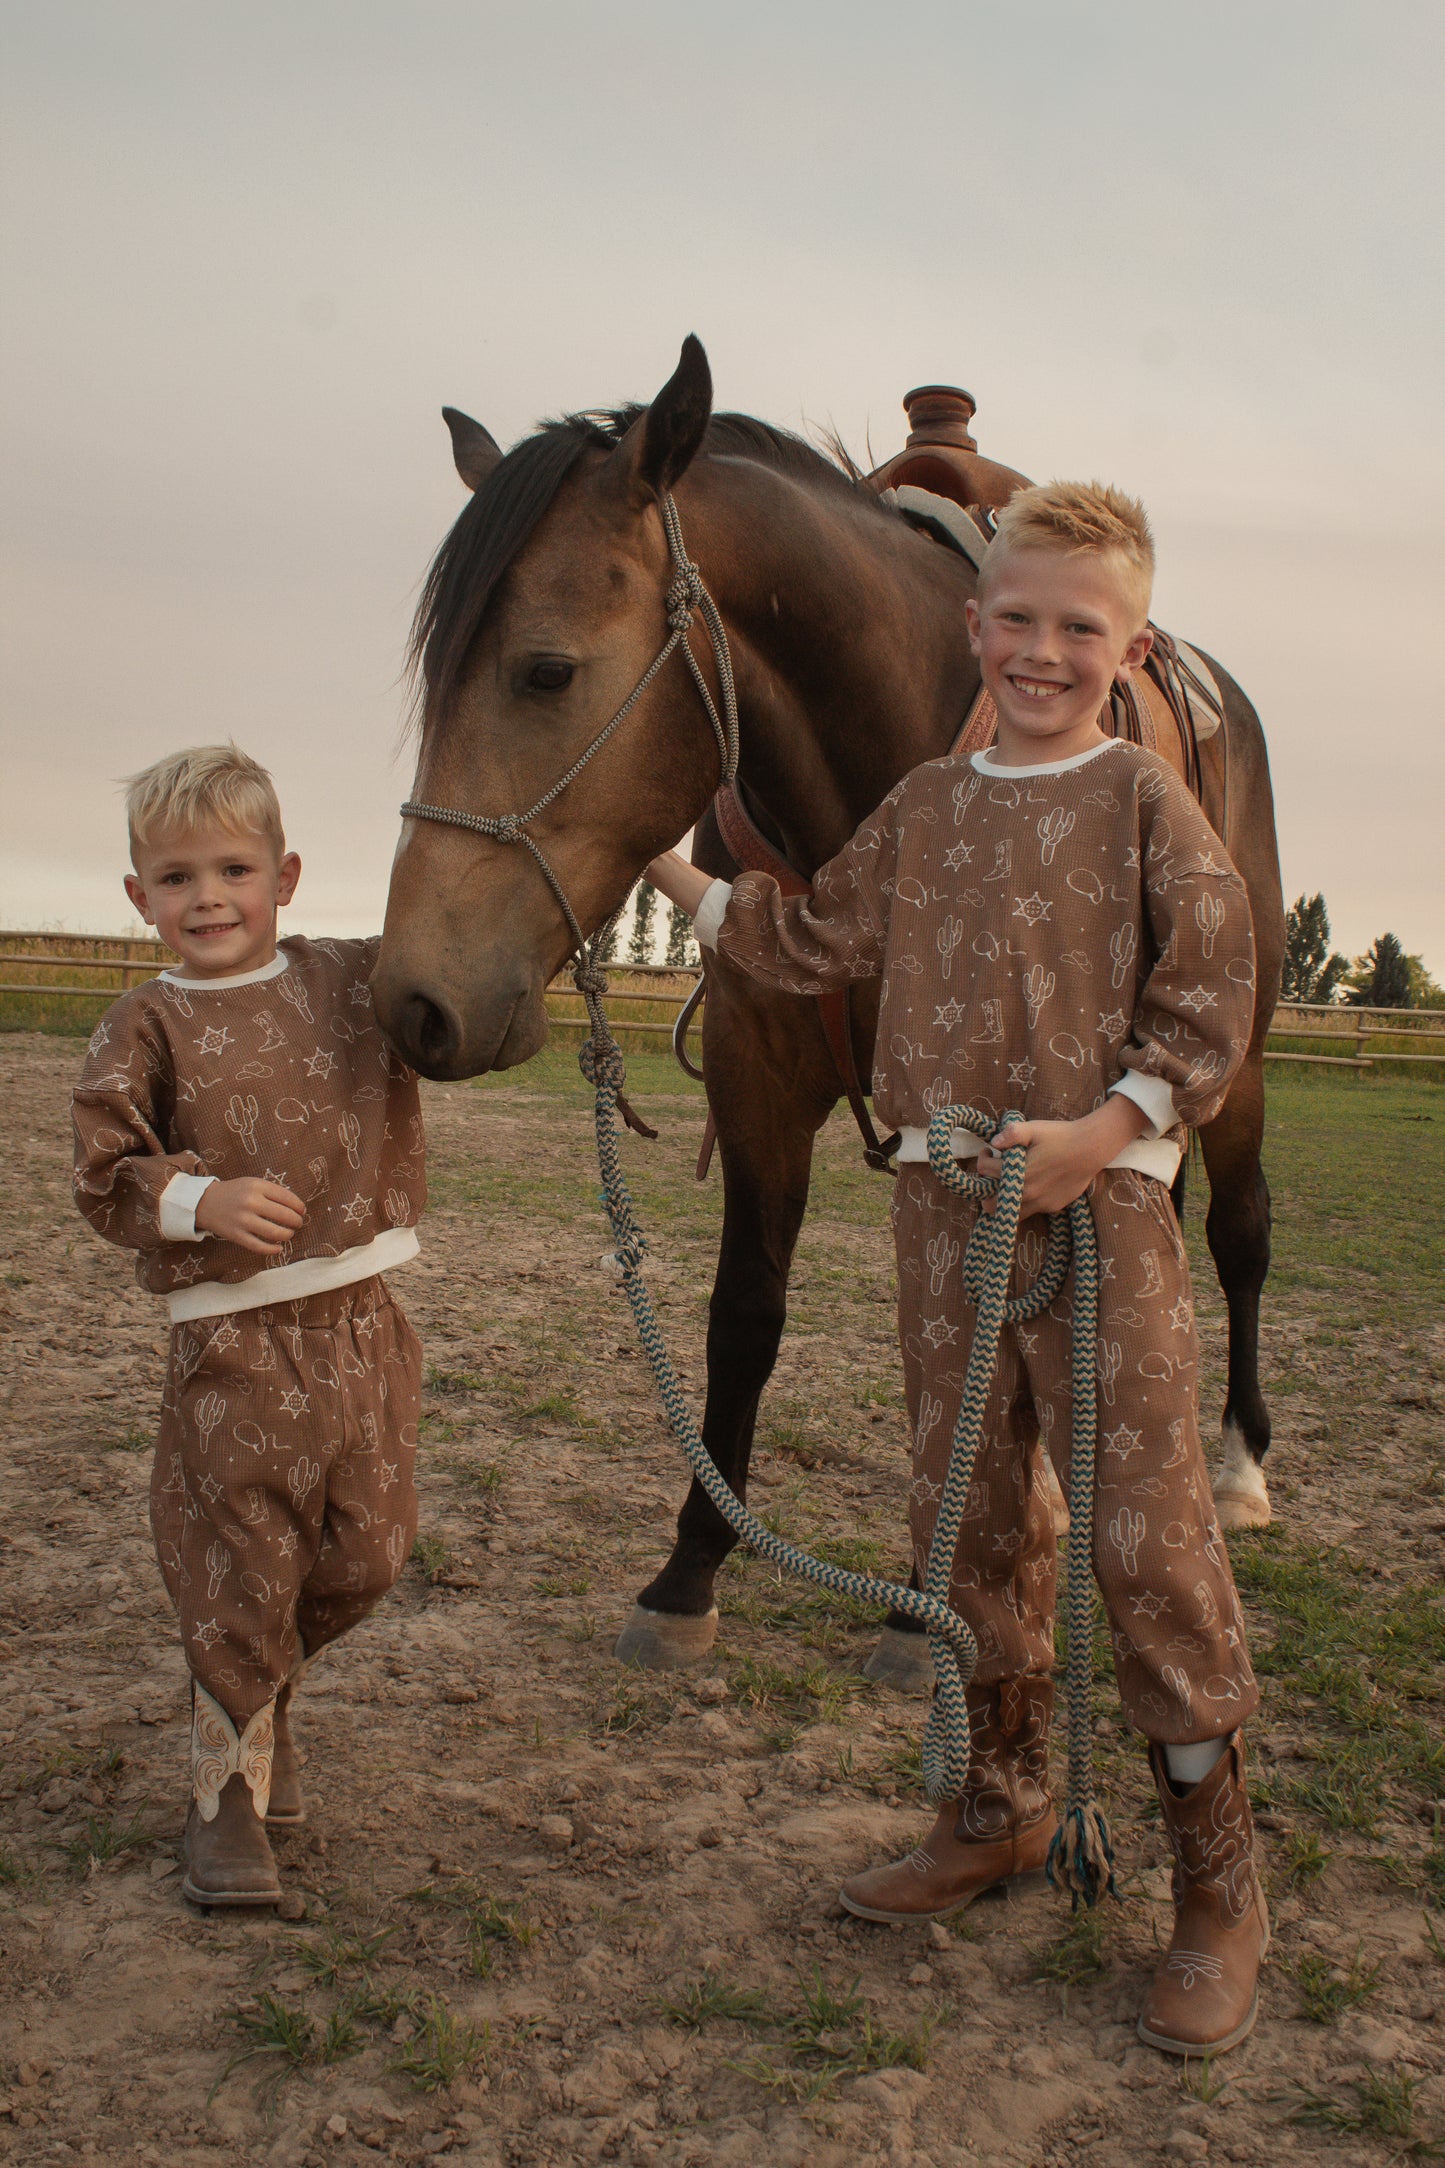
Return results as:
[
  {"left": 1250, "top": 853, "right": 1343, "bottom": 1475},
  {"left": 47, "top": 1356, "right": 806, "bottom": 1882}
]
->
[
  {"left": 72, "top": 747, "right": 425, "bottom": 1907},
  {"left": 649, "top": 483, "right": 1269, "bottom": 2055}
]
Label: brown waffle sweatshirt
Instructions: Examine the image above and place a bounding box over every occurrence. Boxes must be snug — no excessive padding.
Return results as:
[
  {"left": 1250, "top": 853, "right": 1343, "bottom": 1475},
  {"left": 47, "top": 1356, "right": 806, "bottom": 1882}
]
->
[
  {"left": 72, "top": 936, "right": 425, "bottom": 1320},
  {"left": 699, "top": 740, "right": 1255, "bottom": 1168}
]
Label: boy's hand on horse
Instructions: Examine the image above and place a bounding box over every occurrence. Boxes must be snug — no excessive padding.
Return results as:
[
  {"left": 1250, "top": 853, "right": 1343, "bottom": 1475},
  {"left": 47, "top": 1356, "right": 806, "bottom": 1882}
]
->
[
  {"left": 194, "top": 1177, "right": 307, "bottom": 1255},
  {"left": 978, "top": 1096, "right": 1151, "bottom": 1218}
]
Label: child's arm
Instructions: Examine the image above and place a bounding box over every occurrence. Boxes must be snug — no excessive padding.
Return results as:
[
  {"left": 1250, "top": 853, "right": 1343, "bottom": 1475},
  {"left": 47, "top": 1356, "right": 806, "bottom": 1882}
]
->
[
  {"left": 646, "top": 791, "right": 902, "bottom": 994},
  {"left": 73, "top": 1013, "right": 304, "bottom": 1257}
]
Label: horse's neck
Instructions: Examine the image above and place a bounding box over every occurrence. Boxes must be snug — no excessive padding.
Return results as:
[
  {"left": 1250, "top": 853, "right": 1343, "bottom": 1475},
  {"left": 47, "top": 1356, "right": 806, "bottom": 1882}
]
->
[{"left": 693, "top": 464, "right": 980, "bottom": 874}]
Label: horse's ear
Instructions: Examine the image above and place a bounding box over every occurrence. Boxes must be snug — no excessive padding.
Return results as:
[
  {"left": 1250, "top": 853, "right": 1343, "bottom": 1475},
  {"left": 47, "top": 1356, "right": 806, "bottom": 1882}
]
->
[
  {"left": 612, "top": 335, "right": 713, "bottom": 506},
  {"left": 442, "top": 407, "right": 503, "bottom": 493}
]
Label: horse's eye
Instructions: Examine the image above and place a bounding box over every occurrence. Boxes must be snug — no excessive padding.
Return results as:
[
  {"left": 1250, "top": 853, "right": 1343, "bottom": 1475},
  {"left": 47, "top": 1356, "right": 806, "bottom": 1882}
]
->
[{"left": 528, "top": 660, "right": 574, "bottom": 693}]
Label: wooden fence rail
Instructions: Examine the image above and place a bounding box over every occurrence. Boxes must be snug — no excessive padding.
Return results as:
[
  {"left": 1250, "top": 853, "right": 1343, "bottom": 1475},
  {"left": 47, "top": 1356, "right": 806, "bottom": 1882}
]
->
[{"left": 1, "top": 934, "right": 1441, "bottom": 1069}]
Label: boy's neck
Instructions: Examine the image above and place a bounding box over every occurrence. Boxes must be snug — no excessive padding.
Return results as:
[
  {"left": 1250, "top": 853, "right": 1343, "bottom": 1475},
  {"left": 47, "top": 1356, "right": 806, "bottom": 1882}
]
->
[{"left": 990, "top": 716, "right": 1110, "bottom": 768}]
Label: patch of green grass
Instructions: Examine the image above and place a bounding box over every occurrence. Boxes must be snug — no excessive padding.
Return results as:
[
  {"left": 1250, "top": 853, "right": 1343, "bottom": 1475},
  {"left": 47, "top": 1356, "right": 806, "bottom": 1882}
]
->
[
  {"left": 0, "top": 1842, "right": 26, "bottom": 1885},
  {"left": 446, "top": 1453, "right": 507, "bottom": 1497},
  {"left": 1228, "top": 1530, "right": 1445, "bottom": 1822},
  {"left": 410, "top": 1534, "right": 451, "bottom": 1583},
  {"left": 1178, "top": 2052, "right": 1229, "bottom": 2105},
  {"left": 391, "top": 1995, "right": 490, "bottom": 2092},
  {"left": 290, "top": 1924, "right": 396, "bottom": 1989},
  {"left": 1248, "top": 1069, "right": 1445, "bottom": 1327},
  {"left": 521, "top": 1388, "right": 583, "bottom": 1424},
  {"left": 658, "top": 1972, "right": 778, "bottom": 2031},
  {"left": 1286, "top": 2064, "right": 1440, "bottom": 2151},
  {"left": 63, "top": 1808, "right": 151, "bottom": 1872},
  {"left": 1282, "top": 1830, "right": 1332, "bottom": 1885},
  {"left": 729, "top": 1653, "right": 864, "bottom": 1730},
  {"left": 428, "top": 1366, "right": 488, "bottom": 1395},
  {"left": 1035, "top": 1906, "right": 1110, "bottom": 1988},
  {"left": 1426, "top": 1846, "right": 1445, "bottom": 1906},
  {"left": 100, "top": 1424, "right": 151, "bottom": 1454},
  {"left": 598, "top": 1678, "right": 656, "bottom": 1736},
  {"left": 211, "top": 1993, "right": 315, "bottom": 2108},
  {"left": 731, "top": 1966, "right": 936, "bottom": 2104},
  {"left": 1289, "top": 1942, "right": 1381, "bottom": 2023}
]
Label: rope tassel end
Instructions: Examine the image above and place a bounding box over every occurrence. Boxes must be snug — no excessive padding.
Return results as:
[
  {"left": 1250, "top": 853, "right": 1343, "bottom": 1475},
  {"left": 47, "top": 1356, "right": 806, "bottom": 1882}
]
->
[{"left": 1046, "top": 1802, "right": 1117, "bottom": 1911}]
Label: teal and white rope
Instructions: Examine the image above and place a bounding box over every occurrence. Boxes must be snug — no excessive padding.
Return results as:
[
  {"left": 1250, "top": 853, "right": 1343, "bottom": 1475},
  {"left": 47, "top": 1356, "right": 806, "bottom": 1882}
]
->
[
  {"left": 576, "top": 982, "right": 1115, "bottom": 1906},
  {"left": 922, "top": 1105, "right": 1114, "bottom": 1906}
]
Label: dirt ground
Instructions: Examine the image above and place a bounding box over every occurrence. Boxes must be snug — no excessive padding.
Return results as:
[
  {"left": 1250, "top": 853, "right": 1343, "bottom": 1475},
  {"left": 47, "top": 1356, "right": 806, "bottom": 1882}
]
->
[{"left": 1, "top": 1031, "right": 1442, "bottom": 2168}]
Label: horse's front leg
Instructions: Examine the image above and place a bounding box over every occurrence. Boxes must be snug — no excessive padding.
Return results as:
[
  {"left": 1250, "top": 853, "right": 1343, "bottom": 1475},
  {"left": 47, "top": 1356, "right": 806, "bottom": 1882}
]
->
[
  {"left": 1200, "top": 1051, "right": 1274, "bottom": 1529},
  {"left": 614, "top": 980, "right": 835, "bottom": 1668}
]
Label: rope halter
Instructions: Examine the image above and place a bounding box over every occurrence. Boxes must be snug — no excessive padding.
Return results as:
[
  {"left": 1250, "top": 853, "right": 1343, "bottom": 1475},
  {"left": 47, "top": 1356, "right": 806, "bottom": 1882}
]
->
[{"left": 400, "top": 489, "right": 739, "bottom": 1044}]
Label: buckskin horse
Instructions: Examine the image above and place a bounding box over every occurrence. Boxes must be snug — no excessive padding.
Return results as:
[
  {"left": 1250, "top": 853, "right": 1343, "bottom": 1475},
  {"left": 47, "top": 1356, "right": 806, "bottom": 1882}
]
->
[{"left": 372, "top": 337, "right": 1285, "bottom": 1679}]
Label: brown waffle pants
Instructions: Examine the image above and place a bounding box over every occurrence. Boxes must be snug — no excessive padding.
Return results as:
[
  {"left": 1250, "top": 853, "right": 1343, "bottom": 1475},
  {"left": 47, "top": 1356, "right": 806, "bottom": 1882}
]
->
[
  {"left": 151, "top": 1276, "right": 421, "bottom": 1724},
  {"left": 893, "top": 1165, "right": 1257, "bottom": 1744}
]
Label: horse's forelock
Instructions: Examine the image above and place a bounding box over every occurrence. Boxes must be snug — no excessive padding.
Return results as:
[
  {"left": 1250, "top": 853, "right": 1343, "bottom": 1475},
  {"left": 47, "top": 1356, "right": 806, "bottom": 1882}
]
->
[{"left": 408, "top": 404, "right": 882, "bottom": 733}]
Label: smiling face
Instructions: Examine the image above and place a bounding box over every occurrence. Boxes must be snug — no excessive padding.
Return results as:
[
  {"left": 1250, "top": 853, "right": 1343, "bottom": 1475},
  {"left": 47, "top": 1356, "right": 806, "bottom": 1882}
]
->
[
  {"left": 124, "top": 825, "right": 301, "bottom": 979},
  {"left": 965, "top": 544, "right": 1153, "bottom": 765}
]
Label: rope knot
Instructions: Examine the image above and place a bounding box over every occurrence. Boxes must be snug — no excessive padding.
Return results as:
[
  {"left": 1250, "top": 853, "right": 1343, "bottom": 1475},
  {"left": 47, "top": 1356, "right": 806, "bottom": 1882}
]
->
[
  {"left": 666, "top": 565, "right": 702, "bottom": 631},
  {"left": 493, "top": 813, "right": 523, "bottom": 845},
  {"left": 578, "top": 1037, "right": 626, "bottom": 1092},
  {"left": 572, "top": 961, "right": 608, "bottom": 997}
]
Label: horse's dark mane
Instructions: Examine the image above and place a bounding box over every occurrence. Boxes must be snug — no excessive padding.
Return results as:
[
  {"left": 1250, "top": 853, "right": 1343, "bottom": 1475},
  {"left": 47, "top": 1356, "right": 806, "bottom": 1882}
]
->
[{"left": 409, "top": 405, "right": 880, "bottom": 726}]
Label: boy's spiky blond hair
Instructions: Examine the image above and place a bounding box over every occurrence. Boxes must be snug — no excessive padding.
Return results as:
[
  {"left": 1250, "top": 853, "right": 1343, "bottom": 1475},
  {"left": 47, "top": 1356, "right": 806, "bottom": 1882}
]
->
[
  {"left": 983, "top": 480, "right": 1155, "bottom": 626},
  {"left": 124, "top": 744, "right": 285, "bottom": 863}
]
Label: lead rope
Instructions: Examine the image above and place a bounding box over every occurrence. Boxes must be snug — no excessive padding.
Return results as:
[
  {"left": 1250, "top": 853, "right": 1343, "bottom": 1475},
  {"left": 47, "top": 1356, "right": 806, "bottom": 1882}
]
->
[
  {"left": 400, "top": 491, "right": 1112, "bottom": 1902},
  {"left": 587, "top": 1050, "right": 1114, "bottom": 1903}
]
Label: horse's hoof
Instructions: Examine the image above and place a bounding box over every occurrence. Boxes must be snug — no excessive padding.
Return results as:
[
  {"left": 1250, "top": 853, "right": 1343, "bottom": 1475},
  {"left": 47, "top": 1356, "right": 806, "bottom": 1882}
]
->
[
  {"left": 613, "top": 1605, "right": 719, "bottom": 1670},
  {"left": 862, "top": 1626, "right": 936, "bottom": 1694},
  {"left": 1213, "top": 1426, "right": 1271, "bottom": 1530}
]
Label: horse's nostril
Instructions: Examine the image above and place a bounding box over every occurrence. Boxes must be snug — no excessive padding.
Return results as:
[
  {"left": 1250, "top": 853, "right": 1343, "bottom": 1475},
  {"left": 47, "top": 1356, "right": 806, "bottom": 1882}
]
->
[{"left": 409, "top": 993, "right": 458, "bottom": 1071}]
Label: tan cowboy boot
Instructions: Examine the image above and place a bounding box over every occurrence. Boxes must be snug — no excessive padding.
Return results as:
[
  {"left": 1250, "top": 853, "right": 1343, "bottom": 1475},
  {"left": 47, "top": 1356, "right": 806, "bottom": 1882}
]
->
[
  {"left": 840, "top": 1677, "right": 1057, "bottom": 1922},
  {"left": 266, "top": 1648, "right": 313, "bottom": 1828},
  {"left": 181, "top": 1684, "right": 282, "bottom": 1908},
  {"left": 1137, "top": 1733, "right": 1270, "bottom": 2056}
]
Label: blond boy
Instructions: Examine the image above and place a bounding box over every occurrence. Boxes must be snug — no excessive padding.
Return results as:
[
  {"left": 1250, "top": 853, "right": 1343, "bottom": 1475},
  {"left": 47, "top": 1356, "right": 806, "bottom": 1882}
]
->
[
  {"left": 72, "top": 747, "right": 424, "bottom": 1907},
  {"left": 650, "top": 484, "right": 1269, "bottom": 2055}
]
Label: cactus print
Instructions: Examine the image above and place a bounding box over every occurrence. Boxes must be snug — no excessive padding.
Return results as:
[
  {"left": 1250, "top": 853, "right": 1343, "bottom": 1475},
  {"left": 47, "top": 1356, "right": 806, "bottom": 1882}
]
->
[{"left": 152, "top": 1278, "right": 421, "bottom": 1726}]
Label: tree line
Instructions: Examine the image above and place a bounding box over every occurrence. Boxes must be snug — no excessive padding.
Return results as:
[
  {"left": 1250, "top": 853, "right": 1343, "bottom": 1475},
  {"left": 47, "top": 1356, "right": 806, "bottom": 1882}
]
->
[
  {"left": 593, "top": 880, "right": 697, "bottom": 969},
  {"left": 1282, "top": 895, "right": 1441, "bottom": 1009}
]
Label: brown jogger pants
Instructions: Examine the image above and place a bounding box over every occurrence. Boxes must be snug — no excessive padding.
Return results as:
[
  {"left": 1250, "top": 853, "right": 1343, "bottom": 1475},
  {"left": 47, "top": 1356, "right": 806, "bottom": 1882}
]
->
[
  {"left": 151, "top": 1276, "right": 421, "bottom": 1724},
  {"left": 893, "top": 1165, "right": 1257, "bottom": 1744}
]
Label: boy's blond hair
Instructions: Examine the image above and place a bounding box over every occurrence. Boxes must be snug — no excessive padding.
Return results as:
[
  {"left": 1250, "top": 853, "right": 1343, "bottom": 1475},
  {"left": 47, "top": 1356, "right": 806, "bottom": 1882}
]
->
[
  {"left": 124, "top": 745, "right": 285, "bottom": 863},
  {"left": 983, "top": 480, "right": 1154, "bottom": 627}
]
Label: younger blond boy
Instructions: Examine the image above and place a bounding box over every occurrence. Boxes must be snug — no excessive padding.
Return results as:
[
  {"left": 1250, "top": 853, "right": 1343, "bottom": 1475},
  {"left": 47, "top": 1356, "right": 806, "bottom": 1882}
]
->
[
  {"left": 72, "top": 747, "right": 425, "bottom": 1907},
  {"left": 650, "top": 483, "right": 1269, "bottom": 2056}
]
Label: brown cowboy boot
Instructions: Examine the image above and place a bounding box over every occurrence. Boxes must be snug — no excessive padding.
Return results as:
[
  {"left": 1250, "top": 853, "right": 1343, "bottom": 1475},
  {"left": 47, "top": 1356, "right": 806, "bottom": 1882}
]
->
[
  {"left": 184, "top": 1774, "right": 283, "bottom": 1906},
  {"left": 840, "top": 1677, "right": 1057, "bottom": 1922},
  {"left": 1138, "top": 1733, "right": 1270, "bottom": 2056},
  {"left": 181, "top": 1683, "right": 282, "bottom": 1908},
  {"left": 266, "top": 1650, "right": 313, "bottom": 1828}
]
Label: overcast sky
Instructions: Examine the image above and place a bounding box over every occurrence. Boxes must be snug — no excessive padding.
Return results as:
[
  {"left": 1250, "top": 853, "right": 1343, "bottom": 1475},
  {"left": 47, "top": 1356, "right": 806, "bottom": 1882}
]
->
[{"left": 2, "top": 0, "right": 1441, "bottom": 972}]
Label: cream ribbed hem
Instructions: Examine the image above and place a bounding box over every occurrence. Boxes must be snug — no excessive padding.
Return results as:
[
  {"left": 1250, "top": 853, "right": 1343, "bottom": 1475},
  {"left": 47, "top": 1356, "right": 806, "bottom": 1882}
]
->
[
  {"left": 895, "top": 1126, "right": 1181, "bottom": 1184},
  {"left": 159, "top": 1170, "right": 218, "bottom": 1241},
  {"left": 694, "top": 878, "right": 733, "bottom": 952},
  {"left": 165, "top": 1225, "right": 420, "bottom": 1321}
]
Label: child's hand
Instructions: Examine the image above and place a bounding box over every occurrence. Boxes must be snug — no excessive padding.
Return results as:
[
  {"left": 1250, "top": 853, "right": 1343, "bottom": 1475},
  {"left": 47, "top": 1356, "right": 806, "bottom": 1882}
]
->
[
  {"left": 976, "top": 1097, "right": 1150, "bottom": 1218},
  {"left": 194, "top": 1177, "right": 307, "bottom": 1255}
]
